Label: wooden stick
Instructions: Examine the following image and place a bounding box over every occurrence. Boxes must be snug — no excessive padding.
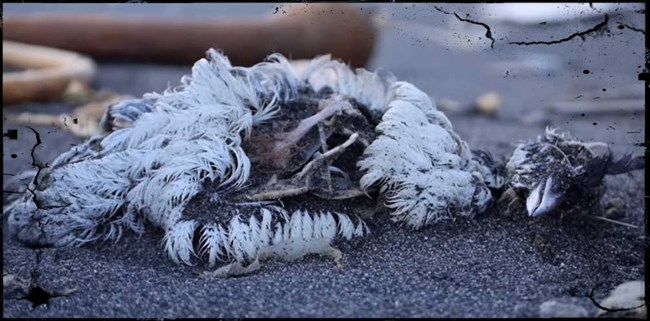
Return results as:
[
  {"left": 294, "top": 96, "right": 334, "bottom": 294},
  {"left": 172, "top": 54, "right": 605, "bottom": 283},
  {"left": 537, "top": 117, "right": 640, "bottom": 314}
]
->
[
  {"left": 3, "top": 3, "right": 377, "bottom": 68},
  {"left": 591, "top": 216, "right": 639, "bottom": 229}
]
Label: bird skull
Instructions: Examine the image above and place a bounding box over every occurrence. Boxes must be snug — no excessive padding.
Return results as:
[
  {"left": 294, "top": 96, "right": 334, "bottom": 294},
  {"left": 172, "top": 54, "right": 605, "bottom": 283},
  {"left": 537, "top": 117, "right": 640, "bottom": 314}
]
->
[{"left": 526, "top": 176, "right": 561, "bottom": 217}]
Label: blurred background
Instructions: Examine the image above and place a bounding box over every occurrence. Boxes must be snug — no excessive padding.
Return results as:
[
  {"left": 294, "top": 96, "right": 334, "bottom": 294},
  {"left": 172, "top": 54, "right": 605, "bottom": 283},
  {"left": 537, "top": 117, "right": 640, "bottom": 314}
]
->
[
  {"left": 4, "top": 1, "right": 645, "bottom": 188},
  {"left": 3, "top": 2, "right": 645, "bottom": 194}
]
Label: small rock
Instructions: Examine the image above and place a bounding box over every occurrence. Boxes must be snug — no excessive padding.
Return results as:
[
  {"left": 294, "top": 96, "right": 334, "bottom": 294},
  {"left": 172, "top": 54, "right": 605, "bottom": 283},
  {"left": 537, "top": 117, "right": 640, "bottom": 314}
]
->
[
  {"left": 539, "top": 299, "right": 590, "bottom": 318},
  {"left": 604, "top": 198, "right": 625, "bottom": 219},
  {"left": 474, "top": 91, "right": 502, "bottom": 116},
  {"left": 595, "top": 281, "right": 646, "bottom": 319}
]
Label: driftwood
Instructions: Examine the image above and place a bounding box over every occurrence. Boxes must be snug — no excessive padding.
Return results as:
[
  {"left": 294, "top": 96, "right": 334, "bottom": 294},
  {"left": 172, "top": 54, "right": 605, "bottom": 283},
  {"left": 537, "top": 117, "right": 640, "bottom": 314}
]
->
[{"left": 3, "top": 3, "right": 377, "bottom": 68}]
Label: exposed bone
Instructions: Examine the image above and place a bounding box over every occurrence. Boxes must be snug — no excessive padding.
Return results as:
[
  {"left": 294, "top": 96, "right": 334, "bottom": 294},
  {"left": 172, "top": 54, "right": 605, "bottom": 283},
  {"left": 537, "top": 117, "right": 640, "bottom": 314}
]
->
[
  {"left": 201, "top": 238, "right": 346, "bottom": 278},
  {"left": 245, "top": 133, "right": 359, "bottom": 201},
  {"left": 200, "top": 258, "right": 262, "bottom": 278},
  {"left": 246, "top": 186, "right": 310, "bottom": 201},
  {"left": 318, "top": 122, "right": 333, "bottom": 193},
  {"left": 276, "top": 98, "right": 352, "bottom": 155},
  {"left": 297, "top": 133, "right": 358, "bottom": 179},
  {"left": 311, "top": 187, "right": 368, "bottom": 200}
]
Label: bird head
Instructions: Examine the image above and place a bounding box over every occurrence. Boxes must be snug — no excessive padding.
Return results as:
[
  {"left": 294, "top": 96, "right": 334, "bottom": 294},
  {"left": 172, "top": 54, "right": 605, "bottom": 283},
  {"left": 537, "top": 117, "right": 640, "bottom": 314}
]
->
[
  {"left": 525, "top": 166, "right": 575, "bottom": 217},
  {"left": 525, "top": 148, "right": 644, "bottom": 217}
]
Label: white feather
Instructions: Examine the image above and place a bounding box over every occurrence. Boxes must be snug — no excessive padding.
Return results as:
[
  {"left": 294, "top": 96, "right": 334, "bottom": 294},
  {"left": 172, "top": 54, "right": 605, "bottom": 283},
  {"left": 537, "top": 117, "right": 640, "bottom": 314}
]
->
[
  {"left": 258, "top": 208, "right": 273, "bottom": 247},
  {"left": 302, "top": 55, "right": 396, "bottom": 114},
  {"left": 163, "top": 220, "right": 198, "bottom": 265},
  {"left": 3, "top": 51, "right": 464, "bottom": 271},
  {"left": 358, "top": 80, "right": 493, "bottom": 229},
  {"left": 301, "top": 211, "right": 314, "bottom": 240},
  {"left": 320, "top": 212, "right": 338, "bottom": 241},
  {"left": 289, "top": 210, "right": 304, "bottom": 240},
  {"left": 272, "top": 222, "right": 285, "bottom": 246}
]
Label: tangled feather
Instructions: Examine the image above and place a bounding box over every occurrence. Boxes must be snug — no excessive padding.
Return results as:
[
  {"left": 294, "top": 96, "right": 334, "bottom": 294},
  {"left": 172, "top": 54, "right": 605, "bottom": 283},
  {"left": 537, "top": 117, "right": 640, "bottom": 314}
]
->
[
  {"left": 5, "top": 49, "right": 497, "bottom": 271},
  {"left": 357, "top": 82, "right": 494, "bottom": 228},
  {"left": 4, "top": 50, "right": 384, "bottom": 269}
]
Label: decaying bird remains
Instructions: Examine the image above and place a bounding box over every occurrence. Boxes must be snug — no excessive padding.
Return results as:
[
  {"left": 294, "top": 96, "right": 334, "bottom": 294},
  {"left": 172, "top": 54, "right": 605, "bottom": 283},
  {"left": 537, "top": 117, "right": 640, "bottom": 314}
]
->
[
  {"left": 500, "top": 127, "right": 644, "bottom": 218},
  {"left": 4, "top": 49, "right": 503, "bottom": 276},
  {"left": 11, "top": 48, "right": 639, "bottom": 277}
]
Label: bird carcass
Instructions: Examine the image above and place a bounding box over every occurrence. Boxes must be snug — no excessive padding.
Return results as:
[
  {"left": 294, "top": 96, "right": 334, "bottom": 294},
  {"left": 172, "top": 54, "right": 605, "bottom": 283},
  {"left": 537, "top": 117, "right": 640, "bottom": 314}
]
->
[
  {"left": 4, "top": 50, "right": 499, "bottom": 276},
  {"left": 499, "top": 126, "right": 644, "bottom": 219}
]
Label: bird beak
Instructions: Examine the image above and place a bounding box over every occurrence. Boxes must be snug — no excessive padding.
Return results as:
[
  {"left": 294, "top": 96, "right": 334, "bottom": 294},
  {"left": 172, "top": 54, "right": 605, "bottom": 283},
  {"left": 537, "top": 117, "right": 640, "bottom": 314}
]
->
[{"left": 526, "top": 177, "right": 560, "bottom": 217}]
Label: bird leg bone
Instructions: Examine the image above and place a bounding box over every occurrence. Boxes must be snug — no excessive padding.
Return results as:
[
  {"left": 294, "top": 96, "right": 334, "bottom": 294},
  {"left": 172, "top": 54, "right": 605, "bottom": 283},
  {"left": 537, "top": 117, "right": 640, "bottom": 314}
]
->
[
  {"left": 272, "top": 96, "right": 353, "bottom": 156},
  {"left": 310, "top": 185, "right": 367, "bottom": 200},
  {"left": 245, "top": 133, "right": 359, "bottom": 201},
  {"left": 200, "top": 258, "right": 262, "bottom": 278},
  {"left": 200, "top": 238, "right": 346, "bottom": 278},
  {"left": 312, "top": 97, "right": 373, "bottom": 195},
  {"left": 317, "top": 120, "right": 333, "bottom": 194}
]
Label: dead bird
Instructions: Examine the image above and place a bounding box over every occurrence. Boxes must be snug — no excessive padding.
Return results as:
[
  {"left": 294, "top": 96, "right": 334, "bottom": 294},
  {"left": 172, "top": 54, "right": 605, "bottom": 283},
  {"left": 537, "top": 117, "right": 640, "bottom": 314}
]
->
[
  {"left": 500, "top": 127, "right": 644, "bottom": 218},
  {"left": 3, "top": 51, "right": 386, "bottom": 277},
  {"left": 4, "top": 49, "right": 502, "bottom": 276},
  {"left": 356, "top": 82, "right": 499, "bottom": 229}
]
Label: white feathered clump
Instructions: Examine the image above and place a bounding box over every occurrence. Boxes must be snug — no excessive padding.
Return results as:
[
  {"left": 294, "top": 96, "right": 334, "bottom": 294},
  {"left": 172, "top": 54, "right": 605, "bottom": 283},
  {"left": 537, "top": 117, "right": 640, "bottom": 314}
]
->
[
  {"left": 357, "top": 82, "right": 493, "bottom": 229},
  {"left": 4, "top": 50, "right": 378, "bottom": 270},
  {"left": 5, "top": 49, "right": 497, "bottom": 271},
  {"left": 301, "top": 55, "right": 396, "bottom": 117}
]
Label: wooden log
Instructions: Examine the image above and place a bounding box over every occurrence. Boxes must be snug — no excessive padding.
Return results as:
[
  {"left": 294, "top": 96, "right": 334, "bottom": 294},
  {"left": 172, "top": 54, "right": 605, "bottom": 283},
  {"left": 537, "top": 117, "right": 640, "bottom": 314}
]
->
[{"left": 3, "top": 3, "right": 377, "bottom": 68}]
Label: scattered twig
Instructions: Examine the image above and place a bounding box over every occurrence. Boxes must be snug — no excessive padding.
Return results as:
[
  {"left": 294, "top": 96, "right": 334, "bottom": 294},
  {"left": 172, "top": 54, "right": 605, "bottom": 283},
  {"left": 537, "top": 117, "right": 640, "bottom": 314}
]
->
[{"left": 591, "top": 216, "right": 639, "bottom": 229}]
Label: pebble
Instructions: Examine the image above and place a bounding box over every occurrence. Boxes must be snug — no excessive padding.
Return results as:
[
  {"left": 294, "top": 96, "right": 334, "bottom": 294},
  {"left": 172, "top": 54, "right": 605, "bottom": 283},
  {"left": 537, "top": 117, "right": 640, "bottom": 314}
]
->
[{"left": 474, "top": 92, "right": 502, "bottom": 116}]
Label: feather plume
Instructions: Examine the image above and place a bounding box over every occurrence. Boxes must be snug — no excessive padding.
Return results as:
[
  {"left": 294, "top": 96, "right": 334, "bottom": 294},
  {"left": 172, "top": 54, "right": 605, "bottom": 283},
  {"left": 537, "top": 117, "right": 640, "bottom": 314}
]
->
[
  {"left": 357, "top": 83, "right": 493, "bottom": 228},
  {"left": 5, "top": 51, "right": 376, "bottom": 271}
]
